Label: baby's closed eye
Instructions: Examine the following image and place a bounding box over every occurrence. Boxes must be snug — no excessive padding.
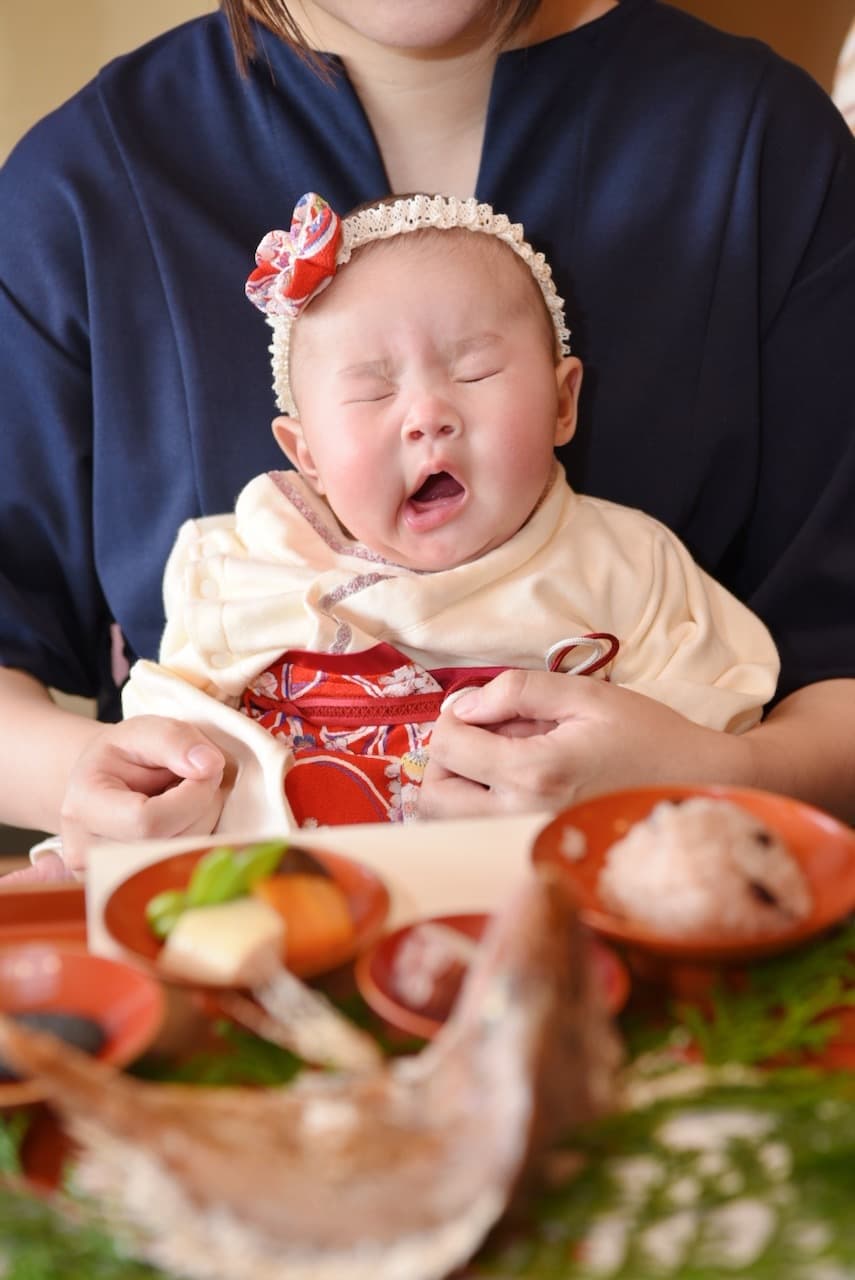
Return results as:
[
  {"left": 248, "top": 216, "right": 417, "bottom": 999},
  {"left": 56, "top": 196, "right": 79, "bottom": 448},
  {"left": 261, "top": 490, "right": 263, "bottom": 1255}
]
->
[
  {"left": 455, "top": 363, "right": 502, "bottom": 384},
  {"left": 342, "top": 376, "right": 396, "bottom": 404}
]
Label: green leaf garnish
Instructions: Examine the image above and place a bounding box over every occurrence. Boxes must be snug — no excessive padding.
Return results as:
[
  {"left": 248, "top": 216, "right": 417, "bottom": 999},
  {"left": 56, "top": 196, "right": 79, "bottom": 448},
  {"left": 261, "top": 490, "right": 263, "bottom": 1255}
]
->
[
  {"left": 131, "top": 1020, "right": 303, "bottom": 1087},
  {"left": 185, "top": 844, "right": 243, "bottom": 907},
  {"left": 143, "top": 889, "right": 187, "bottom": 940},
  {"left": 233, "top": 839, "right": 289, "bottom": 889}
]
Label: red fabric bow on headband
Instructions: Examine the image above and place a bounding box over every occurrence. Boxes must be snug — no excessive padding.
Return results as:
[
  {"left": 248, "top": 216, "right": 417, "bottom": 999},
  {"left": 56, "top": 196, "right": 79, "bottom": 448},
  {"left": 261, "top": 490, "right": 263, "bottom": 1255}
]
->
[{"left": 245, "top": 193, "right": 342, "bottom": 318}]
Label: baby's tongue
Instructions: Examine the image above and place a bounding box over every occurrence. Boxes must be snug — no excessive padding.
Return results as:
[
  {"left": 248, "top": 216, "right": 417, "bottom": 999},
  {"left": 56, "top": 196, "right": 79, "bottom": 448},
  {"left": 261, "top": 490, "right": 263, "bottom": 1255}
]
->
[{"left": 411, "top": 471, "right": 463, "bottom": 504}]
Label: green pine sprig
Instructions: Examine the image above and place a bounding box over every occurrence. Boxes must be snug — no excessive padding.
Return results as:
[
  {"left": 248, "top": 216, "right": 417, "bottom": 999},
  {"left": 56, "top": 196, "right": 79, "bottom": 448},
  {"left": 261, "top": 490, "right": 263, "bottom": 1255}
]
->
[
  {"left": 0, "top": 1178, "right": 171, "bottom": 1280},
  {"left": 474, "top": 1071, "right": 855, "bottom": 1279},
  {"left": 674, "top": 918, "right": 855, "bottom": 1066}
]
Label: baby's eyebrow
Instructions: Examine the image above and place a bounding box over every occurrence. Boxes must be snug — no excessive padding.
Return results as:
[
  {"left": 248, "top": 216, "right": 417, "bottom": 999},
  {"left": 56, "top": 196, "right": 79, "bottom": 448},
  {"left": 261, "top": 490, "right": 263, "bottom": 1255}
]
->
[
  {"left": 336, "top": 359, "right": 392, "bottom": 381},
  {"left": 335, "top": 333, "right": 504, "bottom": 381},
  {"left": 447, "top": 333, "right": 503, "bottom": 358}
]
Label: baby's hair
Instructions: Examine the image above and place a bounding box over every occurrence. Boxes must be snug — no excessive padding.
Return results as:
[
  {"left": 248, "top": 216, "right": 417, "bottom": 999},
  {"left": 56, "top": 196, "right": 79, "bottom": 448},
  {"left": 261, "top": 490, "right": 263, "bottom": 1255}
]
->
[{"left": 220, "top": 1, "right": 544, "bottom": 75}]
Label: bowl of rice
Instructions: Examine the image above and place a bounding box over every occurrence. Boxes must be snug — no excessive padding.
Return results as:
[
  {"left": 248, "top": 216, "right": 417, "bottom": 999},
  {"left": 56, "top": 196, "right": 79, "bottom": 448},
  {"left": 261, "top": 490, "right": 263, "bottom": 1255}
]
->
[{"left": 531, "top": 785, "right": 855, "bottom": 964}]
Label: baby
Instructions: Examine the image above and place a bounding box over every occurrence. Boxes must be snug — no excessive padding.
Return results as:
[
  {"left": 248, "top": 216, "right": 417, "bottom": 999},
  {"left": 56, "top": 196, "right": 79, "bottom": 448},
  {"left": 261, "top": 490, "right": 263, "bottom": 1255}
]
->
[{"left": 123, "top": 193, "right": 779, "bottom": 831}]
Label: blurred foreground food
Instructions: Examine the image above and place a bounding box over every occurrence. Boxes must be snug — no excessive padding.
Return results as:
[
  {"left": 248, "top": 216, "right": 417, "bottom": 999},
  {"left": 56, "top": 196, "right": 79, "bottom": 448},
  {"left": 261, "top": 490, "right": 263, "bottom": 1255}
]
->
[{"left": 0, "top": 868, "right": 620, "bottom": 1280}]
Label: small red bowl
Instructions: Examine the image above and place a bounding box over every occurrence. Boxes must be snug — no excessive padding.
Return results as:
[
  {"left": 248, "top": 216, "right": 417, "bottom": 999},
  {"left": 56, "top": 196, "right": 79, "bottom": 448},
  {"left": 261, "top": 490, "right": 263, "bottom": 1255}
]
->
[
  {"left": 532, "top": 784, "right": 855, "bottom": 965},
  {"left": 103, "top": 844, "right": 390, "bottom": 985},
  {"left": 355, "top": 911, "right": 630, "bottom": 1041},
  {"left": 0, "top": 944, "right": 165, "bottom": 1106}
]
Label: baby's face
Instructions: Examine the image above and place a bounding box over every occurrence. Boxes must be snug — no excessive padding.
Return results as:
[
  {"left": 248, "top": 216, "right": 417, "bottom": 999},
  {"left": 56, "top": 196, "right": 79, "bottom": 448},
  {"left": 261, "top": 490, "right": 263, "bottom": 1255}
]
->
[{"left": 283, "top": 233, "right": 579, "bottom": 571}]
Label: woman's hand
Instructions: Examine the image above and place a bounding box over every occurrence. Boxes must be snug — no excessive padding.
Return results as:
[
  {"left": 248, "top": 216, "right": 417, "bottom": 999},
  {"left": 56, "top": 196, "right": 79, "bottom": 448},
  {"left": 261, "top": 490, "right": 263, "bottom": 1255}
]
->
[
  {"left": 58, "top": 716, "right": 227, "bottom": 872},
  {"left": 1, "top": 851, "right": 76, "bottom": 885},
  {"left": 419, "top": 670, "right": 755, "bottom": 818}
]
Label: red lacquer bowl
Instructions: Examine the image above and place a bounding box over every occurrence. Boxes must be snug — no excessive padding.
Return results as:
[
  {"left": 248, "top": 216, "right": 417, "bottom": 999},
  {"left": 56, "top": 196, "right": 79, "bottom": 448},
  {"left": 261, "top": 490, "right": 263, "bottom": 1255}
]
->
[
  {"left": 532, "top": 784, "right": 855, "bottom": 966},
  {"left": 104, "top": 844, "right": 390, "bottom": 984},
  {"left": 0, "top": 944, "right": 165, "bottom": 1106},
  {"left": 355, "top": 911, "right": 630, "bottom": 1040}
]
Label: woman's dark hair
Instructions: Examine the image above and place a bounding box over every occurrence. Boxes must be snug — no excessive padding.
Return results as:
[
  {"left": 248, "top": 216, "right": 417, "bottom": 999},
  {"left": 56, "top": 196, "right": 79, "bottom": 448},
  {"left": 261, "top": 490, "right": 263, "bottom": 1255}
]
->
[{"left": 220, "top": 1, "right": 544, "bottom": 73}]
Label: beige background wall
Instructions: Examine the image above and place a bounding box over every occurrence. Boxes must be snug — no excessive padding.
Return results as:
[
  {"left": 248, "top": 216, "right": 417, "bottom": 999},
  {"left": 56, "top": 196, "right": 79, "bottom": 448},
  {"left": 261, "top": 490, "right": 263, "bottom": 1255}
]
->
[
  {"left": 674, "top": 0, "right": 853, "bottom": 93},
  {"left": 1, "top": 2, "right": 853, "bottom": 162},
  {"left": 1, "top": 1, "right": 215, "bottom": 162}
]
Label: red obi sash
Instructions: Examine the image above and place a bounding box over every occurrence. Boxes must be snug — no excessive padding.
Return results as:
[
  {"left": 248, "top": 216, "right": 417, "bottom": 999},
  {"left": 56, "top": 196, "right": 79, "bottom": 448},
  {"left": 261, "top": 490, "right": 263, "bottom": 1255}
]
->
[
  {"left": 240, "top": 643, "right": 504, "bottom": 827},
  {"left": 240, "top": 635, "right": 618, "bottom": 828}
]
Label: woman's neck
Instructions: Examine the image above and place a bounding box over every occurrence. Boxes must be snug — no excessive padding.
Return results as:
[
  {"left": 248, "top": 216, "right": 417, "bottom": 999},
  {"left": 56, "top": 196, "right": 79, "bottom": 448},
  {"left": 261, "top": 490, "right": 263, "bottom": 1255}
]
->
[
  {"left": 285, "top": 1, "right": 618, "bottom": 196},
  {"left": 345, "top": 48, "right": 497, "bottom": 196}
]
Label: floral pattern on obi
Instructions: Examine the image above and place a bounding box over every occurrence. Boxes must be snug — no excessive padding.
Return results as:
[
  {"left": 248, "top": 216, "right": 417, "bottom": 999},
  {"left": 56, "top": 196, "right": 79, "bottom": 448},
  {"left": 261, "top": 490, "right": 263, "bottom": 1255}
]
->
[{"left": 241, "top": 643, "right": 469, "bottom": 827}]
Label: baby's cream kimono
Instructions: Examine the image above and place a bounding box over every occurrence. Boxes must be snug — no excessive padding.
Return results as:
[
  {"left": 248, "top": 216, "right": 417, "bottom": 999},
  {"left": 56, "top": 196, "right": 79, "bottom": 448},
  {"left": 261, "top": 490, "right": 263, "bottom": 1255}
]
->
[{"left": 124, "top": 465, "right": 779, "bottom": 832}]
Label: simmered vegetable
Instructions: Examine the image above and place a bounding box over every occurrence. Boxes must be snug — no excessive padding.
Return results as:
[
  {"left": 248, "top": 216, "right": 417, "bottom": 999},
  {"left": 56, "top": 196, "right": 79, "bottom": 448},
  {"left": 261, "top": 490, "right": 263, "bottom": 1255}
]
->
[
  {"left": 251, "top": 873, "right": 354, "bottom": 972},
  {"left": 157, "top": 899, "right": 285, "bottom": 987},
  {"left": 143, "top": 840, "right": 356, "bottom": 979}
]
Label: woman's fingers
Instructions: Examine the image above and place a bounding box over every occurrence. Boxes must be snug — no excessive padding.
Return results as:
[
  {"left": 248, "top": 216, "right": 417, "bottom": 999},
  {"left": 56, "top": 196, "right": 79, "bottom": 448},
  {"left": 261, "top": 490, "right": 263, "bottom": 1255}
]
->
[
  {"left": 422, "top": 673, "right": 652, "bottom": 819},
  {"left": 427, "top": 710, "right": 527, "bottom": 792},
  {"left": 61, "top": 776, "right": 226, "bottom": 872},
  {"left": 418, "top": 767, "right": 542, "bottom": 818},
  {"left": 88, "top": 716, "right": 225, "bottom": 784},
  {"left": 172, "top": 781, "right": 230, "bottom": 839},
  {"left": 447, "top": 668, "right": 577, "bottom": 727},
  {"left": 59, "top": 717, "right": 227, "bottom": 871},
  {"left": 424, "top": 671, "right": 758, "bottom": 822},
  {"left": 0, "top": 852, "right": 75, "bottom": 885}
]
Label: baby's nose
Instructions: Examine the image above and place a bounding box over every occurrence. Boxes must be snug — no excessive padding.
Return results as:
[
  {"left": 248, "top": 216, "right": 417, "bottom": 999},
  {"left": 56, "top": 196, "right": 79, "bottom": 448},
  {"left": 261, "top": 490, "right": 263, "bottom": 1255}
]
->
[{"left": 401, "top": 396, "right": 463, "bottom": 443}]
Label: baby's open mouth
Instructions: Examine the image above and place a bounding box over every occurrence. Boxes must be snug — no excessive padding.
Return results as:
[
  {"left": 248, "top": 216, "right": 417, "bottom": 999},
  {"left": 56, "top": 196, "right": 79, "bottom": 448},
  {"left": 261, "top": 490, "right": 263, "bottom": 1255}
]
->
[
  {"left": 403, "top": 470, "right": 468, "bottom": 535},
  {"left": 409, "top": 471, "right": 465, "bottom": 507}
]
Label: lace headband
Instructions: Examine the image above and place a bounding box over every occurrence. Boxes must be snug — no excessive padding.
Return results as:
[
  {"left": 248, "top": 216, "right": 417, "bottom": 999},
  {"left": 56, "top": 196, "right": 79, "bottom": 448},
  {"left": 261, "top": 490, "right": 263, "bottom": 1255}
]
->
[{"left": 246, "top": 192, "right": 572, "bottom": 416}]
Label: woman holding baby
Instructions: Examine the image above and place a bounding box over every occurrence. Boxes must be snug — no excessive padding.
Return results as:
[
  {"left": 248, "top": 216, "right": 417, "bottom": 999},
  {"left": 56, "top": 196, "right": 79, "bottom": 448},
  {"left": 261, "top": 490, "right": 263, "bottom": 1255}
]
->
[{"left": 0, "top": 1, "right": 853, "bottom": 874}]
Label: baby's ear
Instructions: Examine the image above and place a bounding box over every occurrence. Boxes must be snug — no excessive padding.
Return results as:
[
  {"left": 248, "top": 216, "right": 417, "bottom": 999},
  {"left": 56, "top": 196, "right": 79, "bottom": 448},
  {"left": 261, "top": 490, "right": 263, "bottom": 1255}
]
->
[
  {"left": 554, "top": 357, "right": 583, "bottom": 447},
  {"left": 271, "top": 416, "right": 324, "bottom": 494}
]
